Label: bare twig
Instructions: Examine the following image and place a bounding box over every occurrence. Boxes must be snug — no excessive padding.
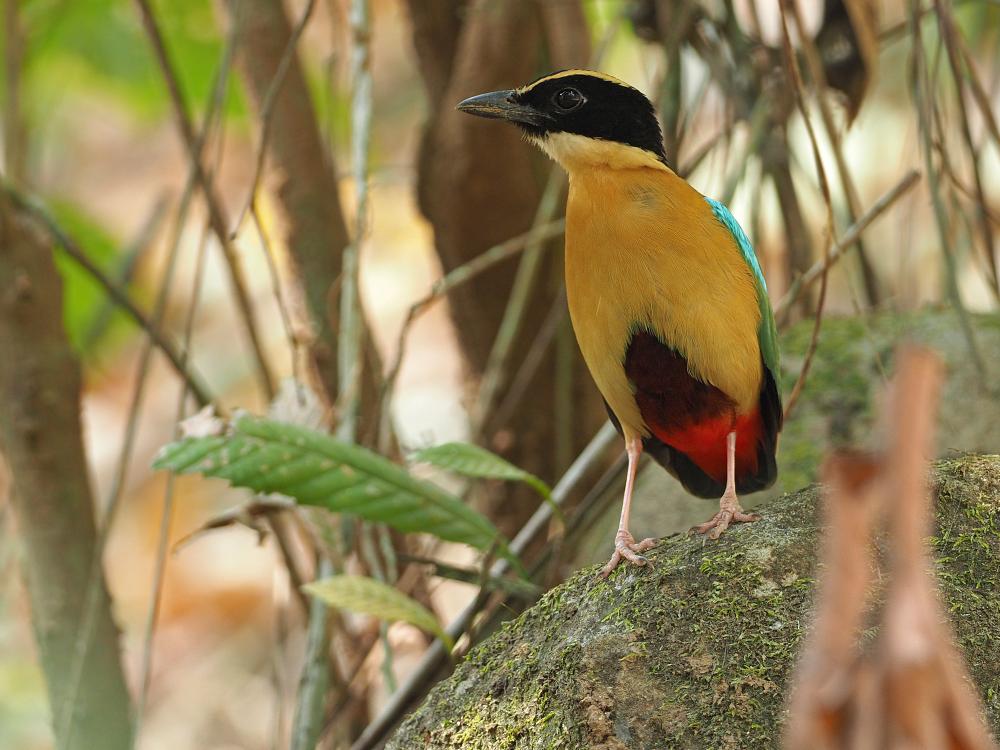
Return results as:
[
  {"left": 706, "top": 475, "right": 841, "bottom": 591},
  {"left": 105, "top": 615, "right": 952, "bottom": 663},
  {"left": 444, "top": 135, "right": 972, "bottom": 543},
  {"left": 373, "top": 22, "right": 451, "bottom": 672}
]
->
[
  {"left": 875, "top": 346, "right": 995, "bottom": 749},
  {"left": 935, "top": 0, "right": 1000, "bottom": 298},
  {"left": 231, "top": 0, "right": 318, "bottom": 233},
  {"left": 82, "top": 194, "right": 169, "bottom": 351},
  {"left": 133, "top": 220, "right": 211, "bottom": 741},
  {"left": 787, "top": 0, "right": 882, "bottom": 307},
  {"left": 776, "top": 170, "right": 922, "bottom": 319},
  {"left": 2, "top": 186, "right": 215, "bottom": 408},
  {"left": 957, "top": 36, "right": 1000, "bottom": 156},
  {"left": 472, "top": 170, "right": 566, "bottom": 432},
  {"left": 292, "top": 556, "right": 335, "bottom": 750},
  {"left": 778, "top": 0, "right": 837, "bottom": 423},
  {"left": 294, "top": 1, "right": 375, "bottom": 745},
  {"left": 250, "top": 200, "right": 304, "bottom": 387},
  {"left": 65, "top": 37, "right": 237, "bottom": 744},
  {"left": 133, "top": 0, "right": 276, "bottom": 399},
  {"left": 3, "top": 0, "right": 26, "bottom": 186},
  {"left": 224, "top": 0, "right": 369, "bottom": 413},
  {"left": 782, "top": 451, "right": 880, "bottom": 748},
  {"left": 349, "top": 422, "right": 620, "bottom": 750},
  {"left": 379, "top": 219, "right": 565, "bottom": 441},
  {"left": 908, "top": 0, "right": 987, "bottom": 384},
  {"left": 336, "top": 0, "right": 373, "bottom": 441}
]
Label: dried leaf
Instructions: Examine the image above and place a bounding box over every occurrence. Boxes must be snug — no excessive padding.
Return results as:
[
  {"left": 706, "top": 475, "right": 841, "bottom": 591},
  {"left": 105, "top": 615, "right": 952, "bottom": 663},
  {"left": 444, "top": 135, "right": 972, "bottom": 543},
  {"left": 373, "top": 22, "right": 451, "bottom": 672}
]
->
[
  {"left": 816, "top": 0, "right": 879, "bottom": 123},
  {"left": 179, "top": 404, "right": 227, "bottom": 439}
]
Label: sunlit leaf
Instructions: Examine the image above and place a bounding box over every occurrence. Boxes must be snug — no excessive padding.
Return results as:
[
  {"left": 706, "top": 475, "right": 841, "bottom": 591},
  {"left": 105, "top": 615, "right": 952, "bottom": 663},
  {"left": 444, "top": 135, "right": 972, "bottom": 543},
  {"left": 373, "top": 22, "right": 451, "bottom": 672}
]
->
[
  {"left": 304, "top": 575, "right": 454, "bottom": 650},
  {"left": 154, "top": 415, "right": 524, "bottom": 573},
  {"left": 411, "top": 442, "right": 563, "bottom": 524}
]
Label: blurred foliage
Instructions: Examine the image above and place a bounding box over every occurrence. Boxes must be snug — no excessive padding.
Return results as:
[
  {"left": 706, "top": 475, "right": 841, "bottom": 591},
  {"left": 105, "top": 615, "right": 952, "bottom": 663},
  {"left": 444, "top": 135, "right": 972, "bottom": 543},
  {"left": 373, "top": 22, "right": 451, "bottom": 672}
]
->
[
  {"left": 16, "top": 0, "right": 244, "bottom": 121},
  {"left": 48, "top": 200, "right": 131, "bottom": 355}
]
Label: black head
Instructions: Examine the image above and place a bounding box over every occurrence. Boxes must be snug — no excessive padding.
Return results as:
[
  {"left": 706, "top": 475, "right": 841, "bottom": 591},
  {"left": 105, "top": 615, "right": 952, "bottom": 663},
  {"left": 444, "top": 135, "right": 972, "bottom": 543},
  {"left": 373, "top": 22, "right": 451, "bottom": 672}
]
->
[{"left": 457, "top": 70, "right": 666, "bottom": 165}]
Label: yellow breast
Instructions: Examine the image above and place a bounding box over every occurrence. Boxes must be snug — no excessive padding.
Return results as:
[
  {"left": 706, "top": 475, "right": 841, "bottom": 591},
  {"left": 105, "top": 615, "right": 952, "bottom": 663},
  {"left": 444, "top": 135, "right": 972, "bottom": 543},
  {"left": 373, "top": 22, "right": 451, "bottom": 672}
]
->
[{"left": 563, "top": 162, "right": 763, "bottom": 441}]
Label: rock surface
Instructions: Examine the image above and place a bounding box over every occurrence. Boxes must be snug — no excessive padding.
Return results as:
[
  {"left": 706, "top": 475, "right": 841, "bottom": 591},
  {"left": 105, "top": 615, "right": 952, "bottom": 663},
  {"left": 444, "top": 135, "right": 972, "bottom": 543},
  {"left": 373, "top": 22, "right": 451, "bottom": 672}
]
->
[{"left": 387, "top": 456, "right": 1000, "bottom": 749}]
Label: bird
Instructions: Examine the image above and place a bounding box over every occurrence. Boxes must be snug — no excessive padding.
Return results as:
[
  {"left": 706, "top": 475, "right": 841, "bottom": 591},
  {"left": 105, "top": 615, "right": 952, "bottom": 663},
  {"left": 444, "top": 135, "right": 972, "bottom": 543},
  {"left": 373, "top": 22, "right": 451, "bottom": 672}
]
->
[{"left": 457, "top": 70, "right": 782, "bottom": 577}]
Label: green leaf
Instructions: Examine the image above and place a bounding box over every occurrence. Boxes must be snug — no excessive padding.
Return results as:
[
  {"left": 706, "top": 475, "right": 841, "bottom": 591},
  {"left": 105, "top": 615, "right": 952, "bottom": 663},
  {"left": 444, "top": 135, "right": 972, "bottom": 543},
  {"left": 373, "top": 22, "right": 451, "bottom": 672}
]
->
[
  {"left": 303, "top": 575, "right": 453, "bottom": 651},
  {"left": 411, "top": 442, "right": 563, "bottom": 525},
  {"left": 153, "top": 415, "right": 524, "bottom": 573}
]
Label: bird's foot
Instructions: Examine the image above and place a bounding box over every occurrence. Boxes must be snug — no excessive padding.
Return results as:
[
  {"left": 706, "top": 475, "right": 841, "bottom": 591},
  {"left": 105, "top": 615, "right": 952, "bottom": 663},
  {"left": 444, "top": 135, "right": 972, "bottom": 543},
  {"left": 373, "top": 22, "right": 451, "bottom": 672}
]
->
[
  {"left": 598, "top": 529, "right": 657, "bottom": 578},
  {"left": 691, "top": 491, "right": 760, "bottom": 540}
]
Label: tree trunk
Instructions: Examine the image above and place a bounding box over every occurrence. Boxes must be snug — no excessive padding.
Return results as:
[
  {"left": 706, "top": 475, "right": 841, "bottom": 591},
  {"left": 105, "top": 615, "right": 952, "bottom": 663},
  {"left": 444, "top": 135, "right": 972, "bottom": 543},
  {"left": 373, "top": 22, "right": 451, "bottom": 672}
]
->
[
  {"left": 0, "top": 199, "right": 133, "bottom": 750},
  {"left": 386, "top": 455, "right": 1000, "bottom": 749}
]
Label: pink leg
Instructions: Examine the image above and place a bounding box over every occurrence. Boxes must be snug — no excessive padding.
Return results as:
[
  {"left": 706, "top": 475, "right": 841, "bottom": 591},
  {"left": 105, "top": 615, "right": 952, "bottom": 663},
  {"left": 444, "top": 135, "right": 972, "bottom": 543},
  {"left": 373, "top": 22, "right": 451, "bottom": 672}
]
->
[
  {"left": 691, "top": 431, "right": 761, "bottom": 540},
  {"left": 599, "top": 437, "right": 658, "bottom": 578}
]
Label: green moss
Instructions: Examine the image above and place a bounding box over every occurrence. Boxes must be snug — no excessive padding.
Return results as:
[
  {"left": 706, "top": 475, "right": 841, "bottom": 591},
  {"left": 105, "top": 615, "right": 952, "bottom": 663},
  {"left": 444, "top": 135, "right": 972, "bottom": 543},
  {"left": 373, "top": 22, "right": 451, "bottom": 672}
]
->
[{"left": 388, "top": 458, "right": 1000, "bottom": 749}]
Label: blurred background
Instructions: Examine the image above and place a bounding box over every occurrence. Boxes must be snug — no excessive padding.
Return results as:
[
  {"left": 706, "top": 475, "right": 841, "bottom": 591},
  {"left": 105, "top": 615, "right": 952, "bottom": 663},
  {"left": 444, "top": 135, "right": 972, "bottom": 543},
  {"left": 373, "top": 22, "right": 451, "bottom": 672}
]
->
[{"left": 0, "top": 0, "right": 998, "bottom": 748}]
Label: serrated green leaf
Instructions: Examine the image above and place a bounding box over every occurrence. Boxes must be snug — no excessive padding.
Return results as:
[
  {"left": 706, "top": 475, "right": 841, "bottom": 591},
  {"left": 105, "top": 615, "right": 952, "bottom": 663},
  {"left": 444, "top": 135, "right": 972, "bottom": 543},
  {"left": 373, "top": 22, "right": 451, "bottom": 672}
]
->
[
  {"left": 153, "top": 415, "right": 524, "bottom": 573},
  {"left": 411, "top": 442, "right": 562, "bottom": 525},
  {"left": 303, "top": 575, "right": 453, "bottom": 651}
]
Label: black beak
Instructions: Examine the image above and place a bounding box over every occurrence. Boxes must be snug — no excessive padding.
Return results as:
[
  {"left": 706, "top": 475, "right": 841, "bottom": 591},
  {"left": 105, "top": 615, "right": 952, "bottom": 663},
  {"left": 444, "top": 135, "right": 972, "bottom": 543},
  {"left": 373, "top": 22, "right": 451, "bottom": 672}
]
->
[{"left": 456, "top": 89, "right": 547, "bottom": 127}]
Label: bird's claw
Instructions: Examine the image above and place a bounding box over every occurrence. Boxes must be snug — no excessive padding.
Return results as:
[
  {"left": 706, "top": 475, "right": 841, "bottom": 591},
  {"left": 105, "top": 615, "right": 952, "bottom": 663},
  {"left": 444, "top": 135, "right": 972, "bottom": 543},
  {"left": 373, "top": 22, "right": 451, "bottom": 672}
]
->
[
  {"left": 599, "top": 530, "right": 658, "bottom": 578},
  {"left": 690, "top": 492, "right": 760, "bottom": 540}
]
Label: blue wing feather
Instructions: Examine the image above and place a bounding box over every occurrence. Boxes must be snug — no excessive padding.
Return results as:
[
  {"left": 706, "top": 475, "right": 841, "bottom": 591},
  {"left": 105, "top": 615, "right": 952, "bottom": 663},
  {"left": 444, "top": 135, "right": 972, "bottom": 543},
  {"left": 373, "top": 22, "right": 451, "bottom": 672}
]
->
[{"left": 704, "top": 197, "right": 780, "bottom": 377}]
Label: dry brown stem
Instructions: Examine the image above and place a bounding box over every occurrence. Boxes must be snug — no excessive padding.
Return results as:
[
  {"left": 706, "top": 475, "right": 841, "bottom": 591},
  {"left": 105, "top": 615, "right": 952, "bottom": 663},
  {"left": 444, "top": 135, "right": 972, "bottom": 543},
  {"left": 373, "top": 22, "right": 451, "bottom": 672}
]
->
[{"left": 783, "top": 346, "right": 997, "bottom": 749}]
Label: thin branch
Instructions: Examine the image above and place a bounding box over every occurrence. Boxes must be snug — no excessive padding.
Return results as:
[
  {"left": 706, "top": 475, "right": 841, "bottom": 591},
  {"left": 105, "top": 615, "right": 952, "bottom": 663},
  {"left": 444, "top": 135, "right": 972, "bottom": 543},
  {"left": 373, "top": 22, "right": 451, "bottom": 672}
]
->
[
  {"left": 349, "top": 422, "right": 620, "bottom": 750},
  {"left": 82, "top": 193, "right": 169, "bottom": 351},
  {"left": 336, "top": 0, "right": 373, "bottom": 441},
  {"left": 133, "top": 219, "right": 211, "bottom": 741},
  {"left": 232, "top": 0, "right": 318, "bottom": 233},
  {"left": 957, "top": 34, "right": 1000, "bottom": 155},
  {"left": 133, "top": 0, "right": 276, "bottom": 399},
  {"left": 2, "top": 186, "right": 215, "bottom": 408},
  {"left": 490, "top": 290, "right": 568, "bottom": 436},
  {"left": 62, "top": 38, "right": 237, "bottom": 743},
  {"left": 787, "top": 0, "right": 882, "bottom": 307},
  {"left": 292, "top": 556, "right": 335, "bottom": 750},
  {"left": 250, "top": 199, "right": 304, "bottom": 386},
  {"left": 294, "top": 1, "right": 374, "bottom": 745},
  {"left": 775, "top": 170, "right": 922, "bottom": 318},
  {"left": 908, "top": 0, "right": 988, "bottom": 384},
  {"left": 379, "top": 219, "right": 566, "bottom": 434},
  {"left": 778, "top": 0, "right": 836, "bottom": 423},
  {"left": 471, "top": 17, "right": 618, "bottom": 432},
  {"left": 935, "top": 0, "right": 1000, "bottom": 298},
  {"left": 472, "top": 170, "right": 565, "bottom": 431}
]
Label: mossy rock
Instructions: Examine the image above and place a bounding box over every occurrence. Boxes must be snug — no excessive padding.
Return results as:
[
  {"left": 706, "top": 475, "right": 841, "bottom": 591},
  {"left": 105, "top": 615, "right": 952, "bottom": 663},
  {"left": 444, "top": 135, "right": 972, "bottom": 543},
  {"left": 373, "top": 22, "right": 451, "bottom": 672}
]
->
[
  {"left": 387, "top": 456, "right": 1000, "bottom": 749},
  {"left": 576, "top": 309, "right": 1000, "bottom": 566}
]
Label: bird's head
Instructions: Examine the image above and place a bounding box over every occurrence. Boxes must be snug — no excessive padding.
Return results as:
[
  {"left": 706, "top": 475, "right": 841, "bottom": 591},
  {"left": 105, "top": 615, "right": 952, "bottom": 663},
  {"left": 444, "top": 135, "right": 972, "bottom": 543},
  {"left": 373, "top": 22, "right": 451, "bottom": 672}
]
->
[{"left": 456, "top": 69, "right": 667, "bottom": 172}]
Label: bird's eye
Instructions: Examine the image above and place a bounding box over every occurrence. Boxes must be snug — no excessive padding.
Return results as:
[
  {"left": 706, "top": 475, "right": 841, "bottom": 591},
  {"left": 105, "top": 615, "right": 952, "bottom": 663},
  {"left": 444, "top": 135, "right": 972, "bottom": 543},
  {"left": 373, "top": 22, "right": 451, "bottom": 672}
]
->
[{"left": 553, "top": 87, "right": 584, "bottom": 111}]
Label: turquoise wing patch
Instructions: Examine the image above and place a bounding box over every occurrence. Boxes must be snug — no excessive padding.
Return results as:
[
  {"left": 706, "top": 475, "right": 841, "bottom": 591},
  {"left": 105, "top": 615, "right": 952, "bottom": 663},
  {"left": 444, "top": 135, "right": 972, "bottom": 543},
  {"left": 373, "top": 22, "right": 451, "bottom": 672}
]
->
[{"left": 704, "top": 197, "right": 779, "bottom": 375}]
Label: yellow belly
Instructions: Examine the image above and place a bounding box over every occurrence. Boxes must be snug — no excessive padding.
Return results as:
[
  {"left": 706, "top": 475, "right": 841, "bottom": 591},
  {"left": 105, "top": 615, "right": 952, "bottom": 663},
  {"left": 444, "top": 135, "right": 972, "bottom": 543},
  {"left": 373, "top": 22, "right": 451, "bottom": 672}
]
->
[{"left": 564, "top": 165, "right": 763, "bottom": 441}]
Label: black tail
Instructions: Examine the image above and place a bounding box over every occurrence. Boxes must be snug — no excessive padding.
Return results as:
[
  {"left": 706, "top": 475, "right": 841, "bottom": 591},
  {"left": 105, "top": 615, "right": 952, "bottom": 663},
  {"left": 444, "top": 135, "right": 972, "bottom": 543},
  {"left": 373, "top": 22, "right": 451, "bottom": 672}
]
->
[{"left": 606, "top": 364, "right": 782, "bottom": 500}]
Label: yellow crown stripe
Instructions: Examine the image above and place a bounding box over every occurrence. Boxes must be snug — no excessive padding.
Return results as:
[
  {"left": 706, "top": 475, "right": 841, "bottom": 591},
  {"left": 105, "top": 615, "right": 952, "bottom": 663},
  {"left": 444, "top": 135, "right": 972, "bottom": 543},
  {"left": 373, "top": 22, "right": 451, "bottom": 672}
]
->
[{"left": 516, "top": 69, "right": 637, "bottom": 95}]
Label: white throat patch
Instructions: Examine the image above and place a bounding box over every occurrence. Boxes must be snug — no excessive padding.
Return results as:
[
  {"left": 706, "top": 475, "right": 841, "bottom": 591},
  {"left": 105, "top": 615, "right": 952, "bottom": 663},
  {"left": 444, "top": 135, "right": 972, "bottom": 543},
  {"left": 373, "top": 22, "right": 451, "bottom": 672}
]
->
[{"left": 530, "top": 132, "right": 669, "bottom": 173}]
